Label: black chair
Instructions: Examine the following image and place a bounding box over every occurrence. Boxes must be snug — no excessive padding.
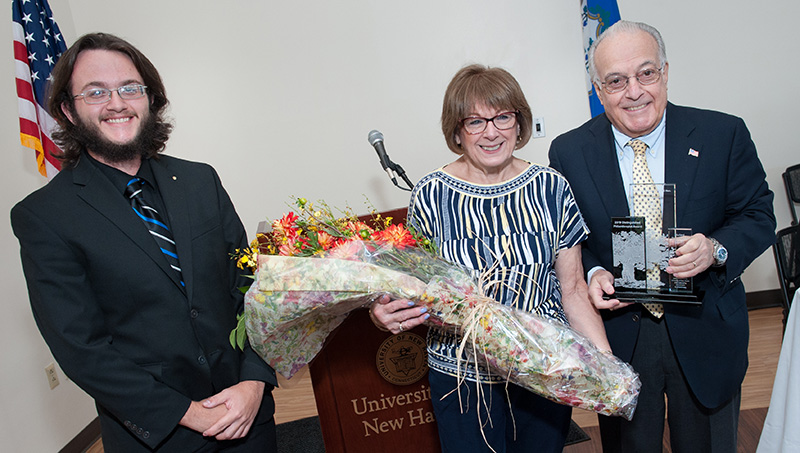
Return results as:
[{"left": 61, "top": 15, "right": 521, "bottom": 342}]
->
[
  {"left": 783, "top": 163, "right": 800, "bottom": 225},
  {"left": 773, "top": 224, "right": 800, "bottom": 332}
]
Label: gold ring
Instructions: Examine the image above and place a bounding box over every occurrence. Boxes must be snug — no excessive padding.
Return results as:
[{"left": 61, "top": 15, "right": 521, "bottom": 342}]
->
[{"left": 398, "top": 321, "right": 405, "bottom": 332}]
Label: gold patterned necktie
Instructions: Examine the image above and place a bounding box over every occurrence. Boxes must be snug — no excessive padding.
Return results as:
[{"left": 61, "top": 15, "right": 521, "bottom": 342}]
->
[{"left": 629, "top": 139, "right": 664, "bottom": 318}]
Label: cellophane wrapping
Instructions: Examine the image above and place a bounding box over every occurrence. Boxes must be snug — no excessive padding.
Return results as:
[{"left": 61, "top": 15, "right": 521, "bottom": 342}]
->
[{"left": 244, "top": 241, "right": 640, "bottom": 419}]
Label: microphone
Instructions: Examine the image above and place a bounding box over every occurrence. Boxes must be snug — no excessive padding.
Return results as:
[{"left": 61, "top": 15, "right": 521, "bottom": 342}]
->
[
  {"left": 367, "top": 130, "right": 397, "bottom": 185},
  {"left": 367, "top": 130, "right": 415, "bottom": 191}
]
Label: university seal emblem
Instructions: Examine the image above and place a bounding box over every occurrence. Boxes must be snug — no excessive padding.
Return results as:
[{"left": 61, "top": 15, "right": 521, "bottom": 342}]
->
[{"left": 375, "top": 332, "right": 428, "bottom": 385}]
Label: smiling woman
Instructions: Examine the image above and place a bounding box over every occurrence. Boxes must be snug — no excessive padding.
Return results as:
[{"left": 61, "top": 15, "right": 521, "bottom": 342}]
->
[
  {"left": 437, "top": 64, "right": 533, "bottom": 184},
  {"left": 367, "top": 64, "right": 612, "bottom": 453}
]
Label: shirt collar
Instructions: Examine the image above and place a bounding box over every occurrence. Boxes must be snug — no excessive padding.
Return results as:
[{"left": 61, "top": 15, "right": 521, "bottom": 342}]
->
[
  {"left": 612, "top": 110, "right": 667, "bottom": 160},
  {"left": 85, "top": 153, "right": 155, "bottom": 194}
]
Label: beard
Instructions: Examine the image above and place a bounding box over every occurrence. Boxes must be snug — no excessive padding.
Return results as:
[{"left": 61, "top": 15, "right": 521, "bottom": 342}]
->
[{"left": 70, "top": 109, "right": 161, "bottom": 163}]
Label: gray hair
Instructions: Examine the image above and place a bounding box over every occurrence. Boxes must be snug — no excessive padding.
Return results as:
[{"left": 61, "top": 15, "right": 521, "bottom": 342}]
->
[{"left": 588, "top": 20, "right": 668, "bottom": 84}]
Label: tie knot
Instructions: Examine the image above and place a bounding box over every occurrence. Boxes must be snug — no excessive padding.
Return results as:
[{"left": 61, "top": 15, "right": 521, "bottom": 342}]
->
[
  {"left": 628, "top": 139, "right": 648, "bottom": 156},
  {"left": 125, "top": 178, "right": 144, "bottom": 199}
]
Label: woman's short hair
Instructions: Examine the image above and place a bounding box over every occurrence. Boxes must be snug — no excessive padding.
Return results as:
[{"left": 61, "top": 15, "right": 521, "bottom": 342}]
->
[{"left": 441, "top": 64, "right": 533, "bottom": 154}]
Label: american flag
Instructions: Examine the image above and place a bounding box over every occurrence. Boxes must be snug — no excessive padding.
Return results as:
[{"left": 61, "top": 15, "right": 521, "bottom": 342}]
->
[{"left": 12, "top": 0, "right": 67, "bottom": 178}]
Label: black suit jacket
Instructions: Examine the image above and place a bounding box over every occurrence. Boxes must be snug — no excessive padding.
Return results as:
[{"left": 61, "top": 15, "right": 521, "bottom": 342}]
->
[
  {"left": 548, "top": 103, "right": 775, "bottom": 409},
  {"left": 12, "top": 154, "right": 277, "bottom": 451}
]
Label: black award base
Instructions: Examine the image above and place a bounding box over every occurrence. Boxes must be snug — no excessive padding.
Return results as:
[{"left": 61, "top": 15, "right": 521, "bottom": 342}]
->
[{"left": 604, "top": 287, "right": 704, "bottom": 304}]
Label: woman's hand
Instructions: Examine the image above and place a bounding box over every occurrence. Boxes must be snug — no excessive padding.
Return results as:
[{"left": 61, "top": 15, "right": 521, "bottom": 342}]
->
[{"left": 369, "top": 294, "right": 429, "bottom": 334}]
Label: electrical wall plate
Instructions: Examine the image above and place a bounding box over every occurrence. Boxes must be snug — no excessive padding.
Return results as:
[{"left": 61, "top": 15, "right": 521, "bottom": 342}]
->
[{"left": 533, "top": 117, "right": 545, "bottom": 138}]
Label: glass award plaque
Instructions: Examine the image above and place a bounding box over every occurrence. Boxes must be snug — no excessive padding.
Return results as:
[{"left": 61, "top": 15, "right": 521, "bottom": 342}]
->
[
  {"left": 608, "top": 183, "right": 701, "bottom": 304},
  {"left": 667, "top": 227, "right": 693, "bottom": 294}
]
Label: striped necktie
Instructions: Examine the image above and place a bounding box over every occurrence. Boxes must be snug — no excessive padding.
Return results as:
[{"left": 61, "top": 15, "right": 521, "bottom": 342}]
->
[
  {"left": 629, "top": 139, "right": 664, "bottom": 318},
  {"left": 125, "top": 178, "right": 185, "bottom": 288}
]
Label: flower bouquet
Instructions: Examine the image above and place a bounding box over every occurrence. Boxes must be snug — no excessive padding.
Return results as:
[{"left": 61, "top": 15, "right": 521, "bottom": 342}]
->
[{"left": 234, "top": 199, "right": 641, "bottom": 419}]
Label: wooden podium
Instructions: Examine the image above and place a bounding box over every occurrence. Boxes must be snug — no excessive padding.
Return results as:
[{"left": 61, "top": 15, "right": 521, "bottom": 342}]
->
[
  {"left": 309, "top": 309, "right": 441, "bottom": 452},
  {"left": 307, "top": 207, "right": 441, "bottom": 451}
]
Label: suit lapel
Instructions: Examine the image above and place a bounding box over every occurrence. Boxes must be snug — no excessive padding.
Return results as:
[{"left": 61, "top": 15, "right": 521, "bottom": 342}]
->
[
  {"left": 664, "top": 103, "right": 701, "bottom": 227},
  {"left": 151, "top": 158, "right": 193, "bottom": 297},
  {"left": 72, "top": 158, "right": 165, "bottom": 267},
  {"left": 73, "top": 157, "right": 188, "bottom": 295},
  {"left": 586, "top": 115, "right": 630, "bottom": 218}
]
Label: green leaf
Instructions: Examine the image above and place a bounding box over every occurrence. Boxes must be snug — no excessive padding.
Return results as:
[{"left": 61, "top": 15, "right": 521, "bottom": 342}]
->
[
  {"left": 229, "top": 312, "right": 248, "bottom": 350},
  {"left": 236, "top": 313, "right": 247, "bottom": 350}
]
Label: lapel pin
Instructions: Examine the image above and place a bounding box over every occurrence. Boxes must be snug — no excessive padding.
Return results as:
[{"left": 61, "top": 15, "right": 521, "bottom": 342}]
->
[
  {"left": 688, "top": 148, "right": 699, "bottom": 158},
  {"left": 172, "top": 176, "right": 177, "bottom": 181}
]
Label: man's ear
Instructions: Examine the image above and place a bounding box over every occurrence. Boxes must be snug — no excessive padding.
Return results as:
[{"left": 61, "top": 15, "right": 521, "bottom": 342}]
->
[
  {"left": 594, "top": 82, "right": 607, "bottom": 108},
  {"left": 61, "top": 102, "right": 75, "bottom": 125}
]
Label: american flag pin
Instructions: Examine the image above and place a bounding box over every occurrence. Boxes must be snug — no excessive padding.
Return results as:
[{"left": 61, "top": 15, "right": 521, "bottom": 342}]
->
[{"left": 688, "top": 148, "right": 699, "bottom": 157}]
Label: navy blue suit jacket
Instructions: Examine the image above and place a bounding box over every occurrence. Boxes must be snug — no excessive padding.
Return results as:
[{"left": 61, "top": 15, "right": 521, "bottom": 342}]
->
[
  {"left": 548, "top": 103, "right": 775, "bottom": 409},
  {"left": 12, "top": 154, "right": 277, "bottom": 451}
]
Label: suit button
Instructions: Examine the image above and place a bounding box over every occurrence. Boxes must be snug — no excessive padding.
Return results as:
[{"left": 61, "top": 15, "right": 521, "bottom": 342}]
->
[
  {"left": 198, "top": 355, "right": 206, "bottom": 365},
  {"left": 143, "top": 431, "right": 150, "bottom": 439},
  {"left": 190, "top": 309, "right": 199, "bottom": 319},
  {"left": 632, "top": 314, "right": 640, "bottom": 322},
  {"left": 124, "top": 420, "right": 132, "bottom": 428}
]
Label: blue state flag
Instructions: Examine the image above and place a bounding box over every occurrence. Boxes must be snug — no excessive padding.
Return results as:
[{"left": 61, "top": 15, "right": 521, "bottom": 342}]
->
[{"left": 582, "top": 0, "right": 620, "bottom": 117}]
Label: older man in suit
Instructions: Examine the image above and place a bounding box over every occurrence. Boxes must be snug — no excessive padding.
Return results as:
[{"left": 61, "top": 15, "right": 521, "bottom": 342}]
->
[
  {"left": 549, "top": 21, "right": 775, "bottom": 452},
  {"left": 11, "top": 33, "right": 276, "bottom": 452}
]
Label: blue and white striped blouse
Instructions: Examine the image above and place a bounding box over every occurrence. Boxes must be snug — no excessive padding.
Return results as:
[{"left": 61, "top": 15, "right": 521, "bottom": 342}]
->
[{"left": 408, "top": 162, "right": 589, "bottom": 383}]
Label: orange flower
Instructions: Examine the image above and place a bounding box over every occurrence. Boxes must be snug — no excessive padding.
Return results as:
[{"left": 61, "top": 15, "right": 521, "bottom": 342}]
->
[
  {"left": 272, "top": 212, "right": 299, "bottom": 240},
  {"left": 326, "top": 240, "right": 367, "bottom": 259},
  {"left": 316, "top": 231, "right": 339, "bottom": 251},
  {"left": 278, "top": 236, "right": 308, "bottom": 256},
  {"left": 372, "top": 223, "right": 417, "bottom": 249},
  {"left": 278, "top": 242, "right": 300, "bottom": 256},
  {"left": 345, "top": 220, "right": 374, "bottom": 239}
]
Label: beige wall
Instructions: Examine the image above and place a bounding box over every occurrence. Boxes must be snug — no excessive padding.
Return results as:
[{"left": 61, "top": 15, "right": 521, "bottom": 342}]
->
[{"left": 2, "top": 1, "right": 796, "bottom": 450}]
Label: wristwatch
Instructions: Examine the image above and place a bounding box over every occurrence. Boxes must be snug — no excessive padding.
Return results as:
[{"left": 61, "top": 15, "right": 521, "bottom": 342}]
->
[{"left": 709, "top": 238, "right": 728, "bottom": 267}]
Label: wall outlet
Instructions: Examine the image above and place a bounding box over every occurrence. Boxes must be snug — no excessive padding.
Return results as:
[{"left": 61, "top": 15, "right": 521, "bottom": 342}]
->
[
  {"left": 533, "top": 117, "right": 545, "bottom": 138},
  {"left": 45, "top": 363, "right": 59, "bottom": 389}
]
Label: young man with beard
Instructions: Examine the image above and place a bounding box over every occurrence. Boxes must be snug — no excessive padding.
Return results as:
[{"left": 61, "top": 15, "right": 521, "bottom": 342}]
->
[{"left": 11, "top": 33, "right": 277, "bottom": 452}]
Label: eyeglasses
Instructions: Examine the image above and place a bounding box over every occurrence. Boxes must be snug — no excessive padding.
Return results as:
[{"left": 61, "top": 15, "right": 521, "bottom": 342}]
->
[
  {"left": 461, "top": 111, "right": 517, "bottom": 135},
  {"left": 73, "top": 84, "right": 148, "bottom": 105},
  {"left": 599, "top": 66, "right": 663, "bottom": 94}
]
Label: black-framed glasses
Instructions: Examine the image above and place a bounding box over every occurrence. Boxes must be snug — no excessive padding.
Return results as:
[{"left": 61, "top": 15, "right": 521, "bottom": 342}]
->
[
  {"left": 461, "top": 111, "right": 517, "bottom": 135},
  {"left": 73, "top": 84, "right": 148, "bottom": 105},
  {"left": 599, "top": 66, "right": 663, "bottom": 94}
]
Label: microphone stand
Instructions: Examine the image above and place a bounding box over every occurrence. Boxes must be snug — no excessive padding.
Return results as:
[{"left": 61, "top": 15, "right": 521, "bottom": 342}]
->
[
  {"left": 387, "top": 160, "right": 414, "bottom": 191},
  {"left": 368, "top": 130, "right": 415, "bottom": 191}
]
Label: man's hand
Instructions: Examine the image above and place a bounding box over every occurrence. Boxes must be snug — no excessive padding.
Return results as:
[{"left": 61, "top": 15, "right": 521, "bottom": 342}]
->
[
  {"left": 589, "top": 269, "right": 632, "bottom": 310},
  {"left": 179, "top": 400, "right": 228, "bottom": 433},
  {"left": 201, "top": 380, "right": 265, "bottom": 440},
  {"left": 666, "top": 233, "right": 713, "bottom": 278}
]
